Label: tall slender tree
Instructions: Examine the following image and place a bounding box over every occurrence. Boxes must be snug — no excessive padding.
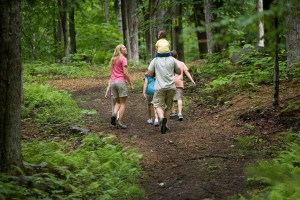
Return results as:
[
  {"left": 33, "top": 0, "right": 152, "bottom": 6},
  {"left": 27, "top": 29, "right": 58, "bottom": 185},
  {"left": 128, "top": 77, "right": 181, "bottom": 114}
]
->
[
  {"left": 285, "top": 0, "right": 300, "bottom": 68},
  {"left": 257, "top": 0, "right": 264, "bottom": 47},
  {"left": 0, "top": 0, "right": 23, "bottom": 173},
  {"left": 69, "top": 4, "right": 77, "bottom": 54},
  {"left": 148, "top": 0, "right": 169, "bottom": 58},
  {"left": 58, "top": 0, "right": 69, "bottom": 63},
  {"left": 193, "top": 0, "right": 208, "bottom": 58},
  {"left": 127, "top": 0, "right": 139, "bottom": 61},
  {"left": 120, "top": 0, "right": 132, "bottom": 59},
  {"left": 204, "top": 0, "right": 222, "bottom": 53},
  {"left": 103, "top": 0, "right": 110, "bottom": 23},
  {"left": 171, "top": 0, "right": 184, "bottom": 61}
]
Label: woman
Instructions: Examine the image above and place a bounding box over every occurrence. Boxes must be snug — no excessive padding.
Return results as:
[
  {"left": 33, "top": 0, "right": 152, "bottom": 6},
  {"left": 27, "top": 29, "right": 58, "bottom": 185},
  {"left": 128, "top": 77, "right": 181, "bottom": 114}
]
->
[{"left": 109, "top": 44, "right": 134, "bottom": 129}]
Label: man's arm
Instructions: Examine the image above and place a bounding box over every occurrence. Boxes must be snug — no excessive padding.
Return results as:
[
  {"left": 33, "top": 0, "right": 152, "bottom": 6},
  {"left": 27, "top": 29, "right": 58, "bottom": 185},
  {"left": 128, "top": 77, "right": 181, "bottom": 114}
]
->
[
  {"left": 147, "top": 59, "right": 155, "bottom": 77},
  {"left": 174, "top": 59, "right": 181, "bottom": 75}
]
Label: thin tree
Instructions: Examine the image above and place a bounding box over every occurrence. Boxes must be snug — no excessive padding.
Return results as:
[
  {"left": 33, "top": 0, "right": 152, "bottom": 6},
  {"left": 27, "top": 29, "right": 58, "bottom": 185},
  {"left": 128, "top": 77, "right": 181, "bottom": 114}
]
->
[
  {"left": 127, "top": 0, "right": 139, "bottom": 62},
  {"left": 204, "top": 0, "right": 215, "bottom": 53},
  {"left": 257, "top": 0, "right": 264, "bottom": 47},
  {"left": 69, "top": 4, "right": 77, "bottom": 54},
  {"left": 285, "top": 0, "right": 300, "bottom": 68},
  {"left": 149, "top": 0, "right": 168, "bottom": 58},
  {"left": 103, "top": 0, "right": 110, "bottom": 23},
  {"left": 58, "top": 0, "right": 69, "bottom": 63},
  {"left": 120, "top": 0, "right": 132, "bottom": 60},
  {"left": 0, "top": 0, "right": 23, "bottom": 173},
  {"left": 117, "top": 0, "right": 123, "bottom": 34},
  {"left": 171, "top": 0, "right": 184, "bottom": 61},
  {"left": 204, "top": 0, "right": 223, "bottom": 53},
  {"left": 193, "top": 0, "right": 208, "bottom": 58},
  {"left": 273, "top": 13, "right": 279, "bottom": 107}
]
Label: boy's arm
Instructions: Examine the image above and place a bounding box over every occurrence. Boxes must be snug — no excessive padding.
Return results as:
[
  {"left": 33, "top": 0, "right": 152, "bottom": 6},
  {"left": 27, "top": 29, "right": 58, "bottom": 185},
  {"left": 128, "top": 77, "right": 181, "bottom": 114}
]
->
[
  {"left": 184, "top": 70, "right": 196, "bottom": 86},
  {"left": 105, "top": 82, "right": 110, "bottom": 98},
  {"left": 142, "top": 78, "right": 148, "bottom": 99}
]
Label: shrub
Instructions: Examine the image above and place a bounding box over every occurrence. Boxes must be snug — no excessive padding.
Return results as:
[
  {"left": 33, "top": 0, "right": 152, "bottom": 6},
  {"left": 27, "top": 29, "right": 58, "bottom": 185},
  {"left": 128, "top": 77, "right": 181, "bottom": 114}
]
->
[
  {"left": 0, "top": 134, "right": 144, "bottom": 199},
  {"left": 22, "top": 83, "right": 82, "bottom": 133}
]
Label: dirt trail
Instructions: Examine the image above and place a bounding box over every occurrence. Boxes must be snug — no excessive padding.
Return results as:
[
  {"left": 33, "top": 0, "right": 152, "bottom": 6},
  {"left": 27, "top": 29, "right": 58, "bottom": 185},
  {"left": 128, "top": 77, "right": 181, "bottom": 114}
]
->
[{"left": 47, "top": 73, "right": 299, "bottom": 200}]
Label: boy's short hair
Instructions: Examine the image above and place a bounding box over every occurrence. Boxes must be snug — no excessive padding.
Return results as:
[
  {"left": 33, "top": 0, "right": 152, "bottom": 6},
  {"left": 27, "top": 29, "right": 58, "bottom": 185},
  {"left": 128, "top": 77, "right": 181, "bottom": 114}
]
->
[
  {"left": 158, "top": 30, "right": 167, "bottom": 39},
  {"left": 171, "top": 50, "right": 178, "bottom": 58}
]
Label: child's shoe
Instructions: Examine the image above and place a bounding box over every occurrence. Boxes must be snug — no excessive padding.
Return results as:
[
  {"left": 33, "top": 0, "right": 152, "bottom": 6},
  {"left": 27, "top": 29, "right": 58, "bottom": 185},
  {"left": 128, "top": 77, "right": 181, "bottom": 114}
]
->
[
  {"left": 154, "top": 119, "right": 159, "bottom": 126},
  {"left": 147, "top": 118, "right": 153, "bottom": 124},
  {"left": 170, "top": 112, "right": 177, "bottom": 117}
]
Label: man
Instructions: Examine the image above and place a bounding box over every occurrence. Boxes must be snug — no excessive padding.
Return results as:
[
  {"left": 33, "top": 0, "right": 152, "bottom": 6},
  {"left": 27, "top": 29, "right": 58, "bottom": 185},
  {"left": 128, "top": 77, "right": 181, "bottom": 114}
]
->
[{"left": 147, "top": 56, "right": 181, "bottom": 134}]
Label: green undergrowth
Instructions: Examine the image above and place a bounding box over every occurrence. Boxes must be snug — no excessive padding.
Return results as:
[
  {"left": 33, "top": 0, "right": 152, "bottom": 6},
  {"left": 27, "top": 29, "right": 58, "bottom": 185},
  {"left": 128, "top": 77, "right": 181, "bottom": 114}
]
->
[
  {"left": 189, "top": 45, "right": 300, "bottom": 106},
  {"left": 0, "top": 134, "right": 144, "bottom": 199},
  {"left": 23, "top": 61, "right": 109, "bottom": 81},
  {"left": 236, "top": 130, "right": 300, "bottom": 199},
  {"left": 22, "top": 83, "right": 83, "bottom": 133}
]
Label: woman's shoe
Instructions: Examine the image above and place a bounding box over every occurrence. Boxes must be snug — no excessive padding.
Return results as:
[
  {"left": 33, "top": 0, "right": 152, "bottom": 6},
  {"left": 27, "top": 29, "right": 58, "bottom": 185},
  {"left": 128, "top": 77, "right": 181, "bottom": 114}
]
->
[
  {"left": 178, "top": 114, "right": 183, "bottom": 121},
  {"left": 117, "top": 123, "right": 127, "bottom": 129},
  {"left": 111, "top": 115, "right": 117, "bottom": 125}
]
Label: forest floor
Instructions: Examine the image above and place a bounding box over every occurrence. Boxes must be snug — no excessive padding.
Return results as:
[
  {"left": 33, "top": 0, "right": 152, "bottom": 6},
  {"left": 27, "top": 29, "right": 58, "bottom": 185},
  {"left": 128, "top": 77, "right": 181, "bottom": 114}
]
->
[{"left": 45, "top": 69, "right": 300, "bottom": 200}]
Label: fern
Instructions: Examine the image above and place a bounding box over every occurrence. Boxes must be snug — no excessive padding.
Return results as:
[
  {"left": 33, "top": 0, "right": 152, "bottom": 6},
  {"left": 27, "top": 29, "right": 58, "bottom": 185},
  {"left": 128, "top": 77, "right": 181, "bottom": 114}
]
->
[{"left": 244, "top": 131, "right": 300, "bottom": 199}]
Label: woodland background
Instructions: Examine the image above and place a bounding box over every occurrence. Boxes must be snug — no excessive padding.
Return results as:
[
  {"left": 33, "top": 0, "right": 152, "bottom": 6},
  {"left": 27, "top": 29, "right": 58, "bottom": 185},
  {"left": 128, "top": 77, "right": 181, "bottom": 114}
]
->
[{"left": 1, "top": 0, "right": 300, "bottom": 199}]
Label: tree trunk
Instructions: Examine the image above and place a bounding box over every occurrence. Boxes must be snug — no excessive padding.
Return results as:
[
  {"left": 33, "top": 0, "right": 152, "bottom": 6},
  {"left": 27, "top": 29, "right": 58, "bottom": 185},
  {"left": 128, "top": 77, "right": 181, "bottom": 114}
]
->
[
  {"left": 256, "top": 0, "right": 264, "bottom": 47},
  {"left": 0, "top": 0, "right": 23, "bottom": 174},
  {"left": 172, "top": 1, "right": 184, "bottom": 61},
  {"left": 69, "top": 6, "right": 77, "bottom": 54},
  {"left": 204, "top": 0, "right": 214, "bottom": 54},
  {"left": 58, "top": 0, "right": 69, "bottom": 63},
  {"left": 140, "top": 0, "right": 150, "bottom": 61},
  {"left": 148, "top": 0, "right": 156, "bottom": 59},
  {"left": 127, "top": 0, "right": 139, "bottom": 62},
  {"left": 103, "top": 0, "right": 110, "bottom": 23},
  {"left": 273, "top": 15, "right": 279, "bottom": 108},
  {"left": 204, "top": 0, "right": 222, "bottom": 53},
  {"left": 148, "top": 0, "right": 168, "bottom": 58},
  {"left": 117, "top": 0, "right": 123, "bottom": 34},
  {"left": 193, "top": 0, "right": 208, "bottom": 58},
  {"left": 285, "top": 0, "right": 300, "bottom": 68},
  {"left": 120, "top": 0, "right": 131, "bottom": 60}
]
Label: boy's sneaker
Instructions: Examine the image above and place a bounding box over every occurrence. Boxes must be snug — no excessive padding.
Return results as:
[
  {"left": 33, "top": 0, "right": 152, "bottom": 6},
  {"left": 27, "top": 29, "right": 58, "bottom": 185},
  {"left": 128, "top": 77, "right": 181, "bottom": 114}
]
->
[
  {"left": 170, "top": 112, "right": 177, "bottom": 117},
  {"left": 154, "top": 119, "right": 159, "bottom": 126},
  {"left": 111, "top": 115, "right": 117, "bottom": 126},
  {"left": 160, "top": 118, "right": 167, "bottom": 134},
  {"left": 117, "top": 123, "right": 127, "bottom": 129},
  {"left": 147, "top": 118, "right": 153, "bottom": 124},
  {"left": 178, "top": 114, "right": 183, "bottom": 121}
]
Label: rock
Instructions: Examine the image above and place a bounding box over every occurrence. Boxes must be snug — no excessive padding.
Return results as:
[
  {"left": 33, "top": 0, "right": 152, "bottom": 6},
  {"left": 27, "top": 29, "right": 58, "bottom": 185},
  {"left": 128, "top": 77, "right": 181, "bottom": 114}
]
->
[{"left": 69, "top": 126, "right": 90, "bottom": 134}]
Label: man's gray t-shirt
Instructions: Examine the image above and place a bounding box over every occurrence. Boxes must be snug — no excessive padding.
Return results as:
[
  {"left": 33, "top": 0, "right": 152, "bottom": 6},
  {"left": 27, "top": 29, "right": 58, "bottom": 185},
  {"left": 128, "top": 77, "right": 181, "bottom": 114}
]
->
[{"left": 148, "top": 57, "right": 181, "bottom": 90}]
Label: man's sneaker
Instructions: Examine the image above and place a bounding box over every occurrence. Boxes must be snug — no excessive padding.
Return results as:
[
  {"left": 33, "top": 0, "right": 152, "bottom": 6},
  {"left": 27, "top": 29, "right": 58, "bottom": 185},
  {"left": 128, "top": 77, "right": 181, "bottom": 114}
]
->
[
  {"left": 147, "top": 118, "right": 153, "bottom": 124},
  {"left": 160, "top": 118, "right": 167, "bottom": 134},
  {"left": 170, "top": 112, "right": 177, "bottom": 117},
  {"left": 117, "top": 123, "right": 127, "bottom": 129},
  {"left": 154, "top": 119, "right": 159, "bottom": 126},
  {"left": 111, "top": 115, "right": 117, "bottom": 126},
  {"left": 178, "top": 114, "right": 183, "bottom": 121}
]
